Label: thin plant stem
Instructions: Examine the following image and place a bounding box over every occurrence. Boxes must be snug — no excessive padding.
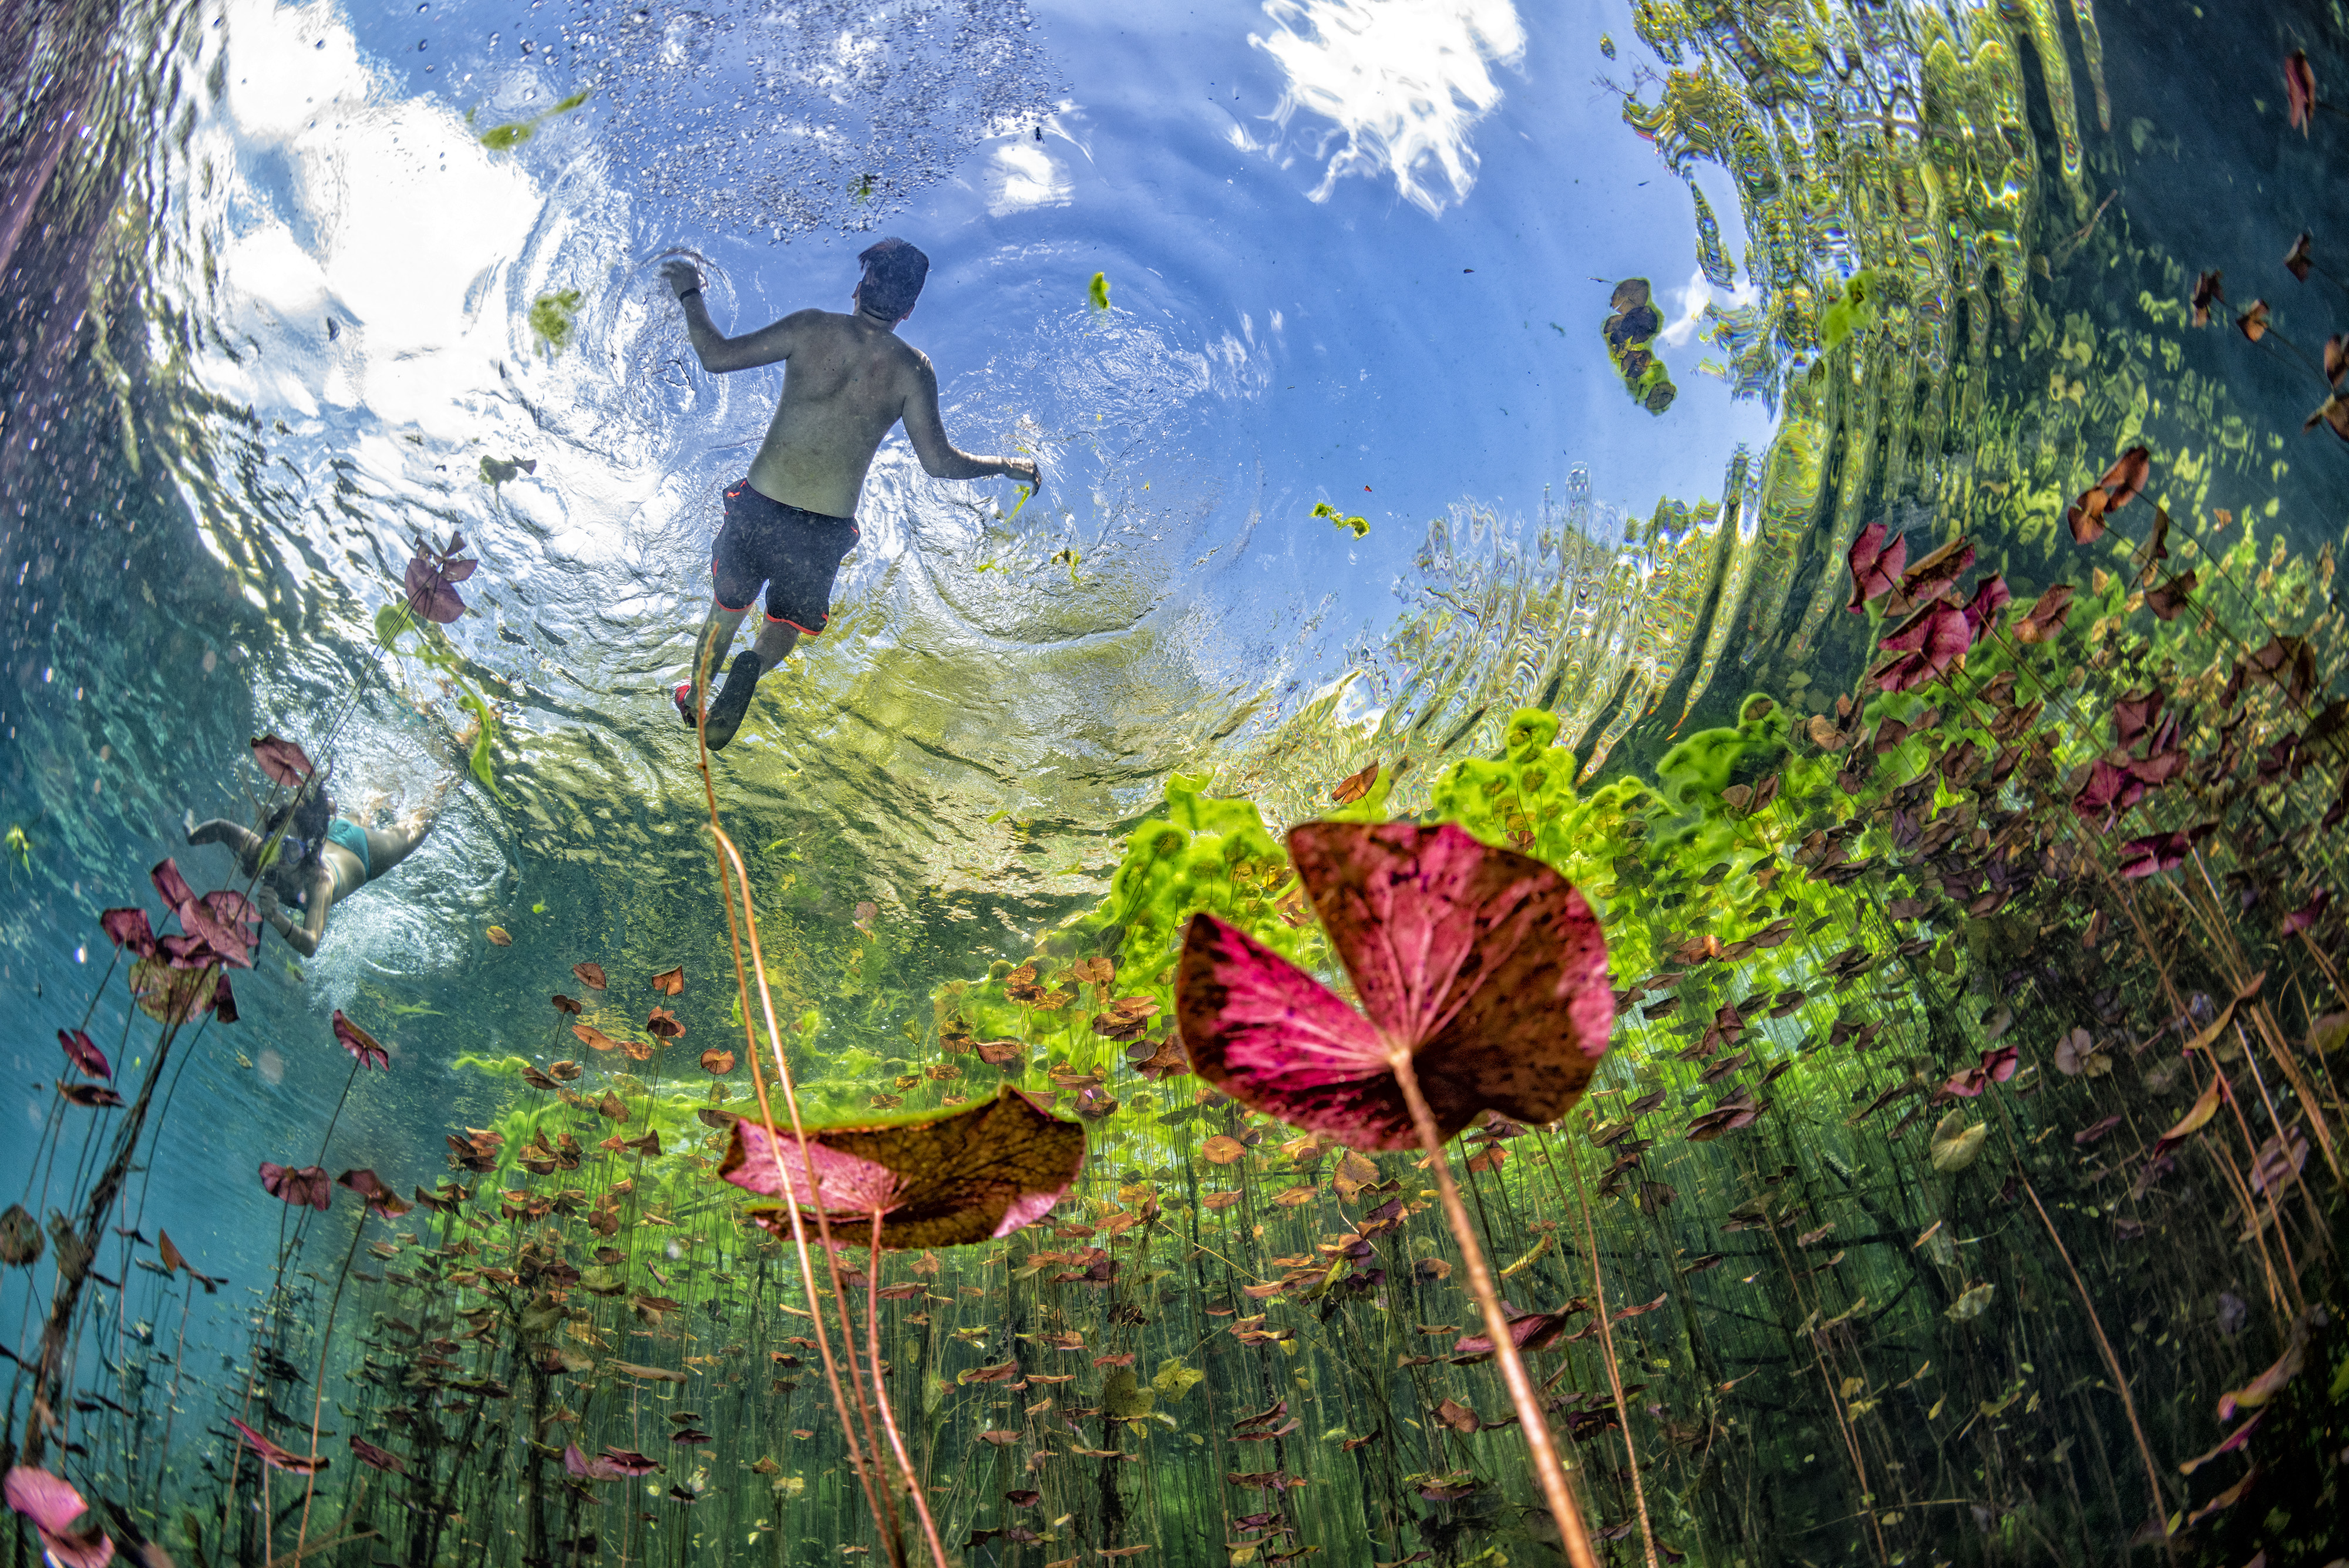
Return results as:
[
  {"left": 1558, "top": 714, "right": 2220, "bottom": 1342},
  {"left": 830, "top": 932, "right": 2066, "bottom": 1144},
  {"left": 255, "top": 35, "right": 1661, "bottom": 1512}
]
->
[
  {"left": 2017, "top": 1174, "right": 2176, "bottom": 1560},
  {"left": 868, "top": 1220, "right": 951, "bottom": 1568},
  {"left": 1561, "top": 1136, "right": 1660, "bottom": 1568},
  {"left": 694, "top": 731, "right": 899, "bottom": 1562},
  {"left": 293, "top": 1209, "right": 372, "bottom": 1557},
  {"left": 1386, "top": 1052, "right": 1600, "bottom": 1568}
]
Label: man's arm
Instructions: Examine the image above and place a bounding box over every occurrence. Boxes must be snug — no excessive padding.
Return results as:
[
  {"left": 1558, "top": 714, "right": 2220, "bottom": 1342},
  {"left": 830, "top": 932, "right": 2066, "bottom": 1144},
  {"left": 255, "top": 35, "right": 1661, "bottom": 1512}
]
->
[
  {"left": 900, "top": 355, "right": 1041, "bottom": 490},
  {"left": 662, "top": 258, "right": 805, "bottom": 374}
]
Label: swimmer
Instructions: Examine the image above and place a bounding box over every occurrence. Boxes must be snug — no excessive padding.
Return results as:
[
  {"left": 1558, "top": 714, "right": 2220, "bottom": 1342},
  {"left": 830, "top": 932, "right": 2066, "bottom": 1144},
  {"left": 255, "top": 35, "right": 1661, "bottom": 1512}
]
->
[
  {"left": 661, "top": 238, "right": 1042, "bottom": 749},
  {"left": 186, "top": 767, "right": 453, "bottom": 958}
]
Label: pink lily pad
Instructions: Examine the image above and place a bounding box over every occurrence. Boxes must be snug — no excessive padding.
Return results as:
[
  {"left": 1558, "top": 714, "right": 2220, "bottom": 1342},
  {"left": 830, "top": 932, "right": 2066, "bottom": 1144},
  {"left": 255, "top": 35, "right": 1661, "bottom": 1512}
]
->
[
  {"left": 59, "top": 1029, "right": 110, "bottom": 1080},
  {"left": 718, "top": 1086, "right": 1085, "bottom": 1250},
  {"left": 1845, "top": 521, "right": 1907, "bottom": 612},
  {"left": 98, "top": 909, "right": 157, "bottom": 958},
  {"left": 565, "top": 1442, "right": 628, "bottom": 1481},
  {"left": 349, "top": 1436, "right": 406, "bottom": 1473},
  {"left": 332, "top": 1011, "right": 390, "bottom": 1071},
  {"left": 249, "top": 734, "right": 318, "bottom": 786},
  {"left": 5, "top": 1464, "right": 88, "bottom": 1533},
  {"left": 259, "top": 1162, "right": 332, "bottom": 1212},
  {"left": 1871, "top": 601, "right": 1971, "bottom": 692},
  {"left": 150, "top": 859, "right": 197, "bottom": 911},
  {"left": 230, "top": 1417, "right": 328, "bottom": 1474},
  {"left": 1176, "top": 822, "right": 1613, "bottom": 1151}
]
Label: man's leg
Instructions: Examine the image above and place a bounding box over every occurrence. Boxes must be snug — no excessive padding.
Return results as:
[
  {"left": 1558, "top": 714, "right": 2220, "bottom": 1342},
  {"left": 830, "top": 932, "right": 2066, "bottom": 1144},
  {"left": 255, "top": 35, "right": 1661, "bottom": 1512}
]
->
[
  {"left": 751, "top": 616, "right": 800, "bottom": 671},
  {"left": 677, "top": 602, "right": 749, "bottom": 727},
  {"left": 701, "top": 616, "right": 800, "bottom": 751}
]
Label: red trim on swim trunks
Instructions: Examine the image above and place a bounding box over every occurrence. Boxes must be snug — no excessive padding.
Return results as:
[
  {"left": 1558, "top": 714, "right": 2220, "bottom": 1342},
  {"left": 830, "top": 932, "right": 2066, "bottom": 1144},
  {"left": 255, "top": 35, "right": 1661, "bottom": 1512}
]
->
[
  {"left": 712, "top": 591, "right": 754, "bottom": 614},
  {"left": 768, "top": 613, "right": 826, "bottom": 636}
]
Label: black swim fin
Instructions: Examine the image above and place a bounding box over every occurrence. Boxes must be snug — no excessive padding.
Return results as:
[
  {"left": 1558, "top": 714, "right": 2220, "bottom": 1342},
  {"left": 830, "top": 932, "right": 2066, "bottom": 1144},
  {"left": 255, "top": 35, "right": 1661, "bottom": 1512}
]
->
[{"left": 700, "top": 651, "right": 764, "bottom": 751}]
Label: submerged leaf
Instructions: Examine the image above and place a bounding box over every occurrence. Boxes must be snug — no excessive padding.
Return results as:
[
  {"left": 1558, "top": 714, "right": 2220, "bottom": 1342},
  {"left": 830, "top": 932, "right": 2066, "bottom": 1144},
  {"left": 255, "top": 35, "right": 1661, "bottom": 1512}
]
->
[
  {"left": 1945, "top": 1283, "right": 1995, "bottom": 1321},
  {"left": 58, "top": 1029, "right": 110, "bottom": 1080},
  {"left": 349, "top": 1436, "right": 406, "bottom": 1473},
  {"left": 0, "top": 1204, "right": 43, "bottom": 1267},
  {"left": 721, "top": 1086, "right": 1086, "bottom": 1250},
  {"left": 332, "top": 1010, "right": 390, "bottom": 1071},
  {"left": 1178, "top": 822, "right": 1612, "bottom": 1150},
  {"left": 2218, "top": 1310, "right": 2318, "bottom": 1420},
  {"left": 1928, "top": 1112, "right": 1987, "bottom": 1173},
  {"left": 259, "top": 1162, "right": 332, "bottom": 1211},
  {"left": 2286, "top": 49, "right": 2317, "bottom": 135},
  {"left": 1330, "top": 762, "right": 1380, "bottom": 805},
  {"left": 2151, "top": 1074, "right": 2229, "bottom": 1159},
  {"left": 1846, "top": 521, "right": 1908, "bottom": 612},
  {"left": 230, "top": 1418, "right": 328, "bottom": 1475}
]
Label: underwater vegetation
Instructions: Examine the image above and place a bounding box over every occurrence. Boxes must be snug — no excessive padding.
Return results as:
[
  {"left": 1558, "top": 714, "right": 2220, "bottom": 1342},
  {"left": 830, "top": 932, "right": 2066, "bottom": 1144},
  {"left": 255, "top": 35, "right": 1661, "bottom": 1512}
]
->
[{"left": 9, "top": 368, "right": 2349, "bottom": 1568}]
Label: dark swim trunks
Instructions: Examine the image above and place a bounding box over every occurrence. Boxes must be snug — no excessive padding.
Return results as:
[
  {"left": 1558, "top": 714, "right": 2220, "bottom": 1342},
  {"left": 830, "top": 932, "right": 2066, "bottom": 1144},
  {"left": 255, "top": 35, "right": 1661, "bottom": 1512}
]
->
[{"left": 709, "top": 479, "right": 860, "bottom": 635}]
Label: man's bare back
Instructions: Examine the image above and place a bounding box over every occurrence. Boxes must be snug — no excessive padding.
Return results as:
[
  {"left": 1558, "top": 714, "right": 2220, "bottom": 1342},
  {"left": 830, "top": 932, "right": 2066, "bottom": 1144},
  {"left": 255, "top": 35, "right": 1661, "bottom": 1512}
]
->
[{"left": 660, "top": 238, "right": 1040, "bottom": 749}]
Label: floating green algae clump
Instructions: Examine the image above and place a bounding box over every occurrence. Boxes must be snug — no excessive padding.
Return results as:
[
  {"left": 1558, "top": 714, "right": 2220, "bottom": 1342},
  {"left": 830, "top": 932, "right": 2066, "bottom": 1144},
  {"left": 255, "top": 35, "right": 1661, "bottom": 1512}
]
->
[
  {"left": 1817, "top": 266, "right": 1880, "bottom": 352},
  {"left": 1601, "top": 276, "right": 1676, "bottom": 414},
  {"left": 528, "top": 288, "right": 583, "bottom": 356},
  {"left": 479, "top": 91, "right": 589, "bottom": 152}
]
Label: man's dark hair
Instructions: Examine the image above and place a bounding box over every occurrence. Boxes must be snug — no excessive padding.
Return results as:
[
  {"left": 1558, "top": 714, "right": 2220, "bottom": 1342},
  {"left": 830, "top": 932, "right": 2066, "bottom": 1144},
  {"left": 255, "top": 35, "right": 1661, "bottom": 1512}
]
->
[{"left": 856, "top": 237, "right": 929, "bottom": 322}]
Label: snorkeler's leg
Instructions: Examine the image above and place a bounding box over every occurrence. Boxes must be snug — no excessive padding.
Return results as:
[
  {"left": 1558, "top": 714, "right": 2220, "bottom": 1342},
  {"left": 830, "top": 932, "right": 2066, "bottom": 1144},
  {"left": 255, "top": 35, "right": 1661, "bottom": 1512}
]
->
[
  {"left": 361, "top": 813, "right": 433, "bottom": 879},
  {"left": 676, "top": 602, "right": 749, "bottom": 728},
  {"left": 186, "top": 817, "right": 271, "bottom": 873},
  {"left": 751, "top": 617, "right": 800, "bottom": 671},
  {"left": 701, "top": 617, "right": 797, "bottom": 751},
  {"left": 361, "top": 766, "right": 453, "bottom": 879}
]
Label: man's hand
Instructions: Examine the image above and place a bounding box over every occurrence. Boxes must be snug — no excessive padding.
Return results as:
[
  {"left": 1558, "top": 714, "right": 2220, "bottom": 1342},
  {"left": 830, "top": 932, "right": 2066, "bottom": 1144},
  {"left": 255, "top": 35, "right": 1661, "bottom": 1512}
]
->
[
  {"left": 659, "top": 257, "right": 705, "bottom": 300},
  {"left": 1003, "top": 455, "right": 1041, "bottom": 493}
]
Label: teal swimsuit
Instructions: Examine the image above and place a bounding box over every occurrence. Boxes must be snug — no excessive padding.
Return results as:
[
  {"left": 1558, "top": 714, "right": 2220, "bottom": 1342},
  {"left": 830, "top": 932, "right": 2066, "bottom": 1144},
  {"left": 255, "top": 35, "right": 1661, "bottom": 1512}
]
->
[{"left": 325, "top": 819, "right": 373, "bottom": 891}]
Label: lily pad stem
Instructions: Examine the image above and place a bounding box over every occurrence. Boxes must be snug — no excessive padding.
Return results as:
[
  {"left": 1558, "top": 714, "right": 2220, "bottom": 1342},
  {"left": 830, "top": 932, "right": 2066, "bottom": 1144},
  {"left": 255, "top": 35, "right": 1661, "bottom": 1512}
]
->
[
  {"left": 870, "top": 1220, "right": 953, "bottom": 1568},
  {"left": 2018, "top": 1173, "right": 2175, "bottom": 1562},
  {"left": 1387, "top": 1049, "right": 1601, "bottom": 1568}
]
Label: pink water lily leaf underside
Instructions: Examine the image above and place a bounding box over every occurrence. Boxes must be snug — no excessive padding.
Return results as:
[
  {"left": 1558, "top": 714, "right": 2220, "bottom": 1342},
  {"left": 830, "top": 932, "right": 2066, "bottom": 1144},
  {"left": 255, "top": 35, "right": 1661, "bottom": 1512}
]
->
[
  {"left": 719, "top": 1086, "right": 1086, "bottom": 1250},
  {"left": 1178, "top": 822, "right": 1614, "bottom": 1150},
  {"left": 5, "top": 1464, "right": 88, "bottom": 1533},
  {"left": 722, "top": 1128, "right": 902, "bottom": 1216}
]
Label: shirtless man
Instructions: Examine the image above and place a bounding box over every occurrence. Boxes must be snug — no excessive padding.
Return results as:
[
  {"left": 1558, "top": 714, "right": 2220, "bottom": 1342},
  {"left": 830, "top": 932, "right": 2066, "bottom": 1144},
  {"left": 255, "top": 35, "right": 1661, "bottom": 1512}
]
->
[{"left": 662, "top": 238, "right": 1041, "bottom": 749}]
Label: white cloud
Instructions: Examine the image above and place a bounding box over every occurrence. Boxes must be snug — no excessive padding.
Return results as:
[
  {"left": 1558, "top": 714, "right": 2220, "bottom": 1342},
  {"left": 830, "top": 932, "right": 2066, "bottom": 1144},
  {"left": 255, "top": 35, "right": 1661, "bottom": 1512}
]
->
[
  {"left": 985, "top": 139, "right": 1075, "bottom": 217},
  {"left": 1250, "top": 0, "right": 1525, "bottom": 216}
]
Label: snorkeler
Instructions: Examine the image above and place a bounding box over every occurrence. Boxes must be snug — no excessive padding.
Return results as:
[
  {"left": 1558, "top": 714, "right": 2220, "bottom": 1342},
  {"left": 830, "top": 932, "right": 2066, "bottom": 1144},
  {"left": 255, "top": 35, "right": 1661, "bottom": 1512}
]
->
[
  {"left": 660, "top": 237, "right": 1041, "bottom": 750},
  {"left": 184, "top": 769, "right": 452, "bottom": 958}
]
